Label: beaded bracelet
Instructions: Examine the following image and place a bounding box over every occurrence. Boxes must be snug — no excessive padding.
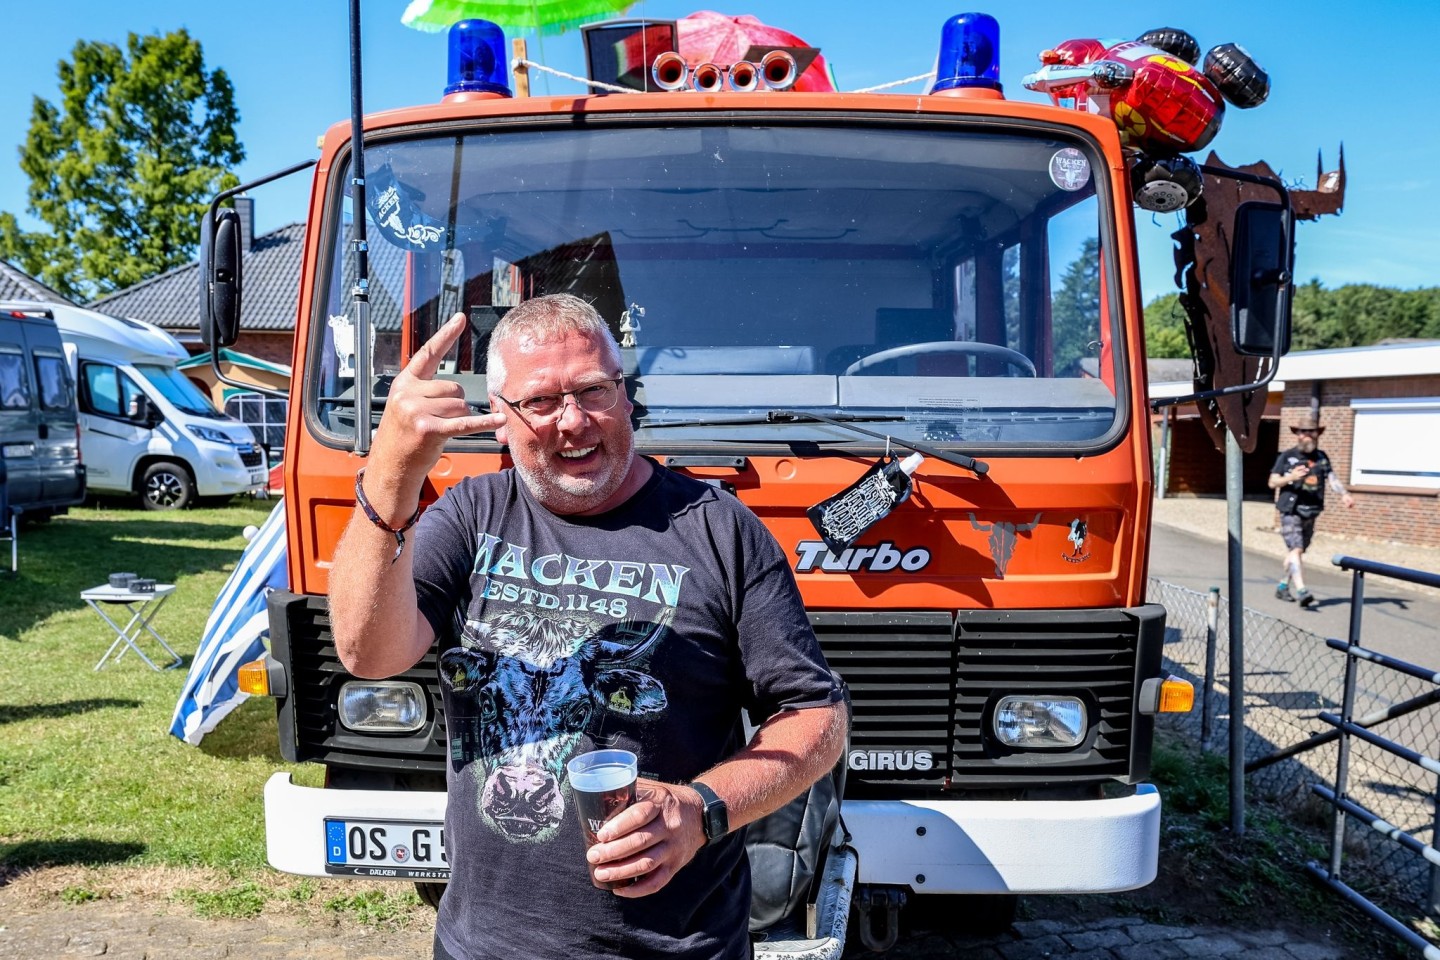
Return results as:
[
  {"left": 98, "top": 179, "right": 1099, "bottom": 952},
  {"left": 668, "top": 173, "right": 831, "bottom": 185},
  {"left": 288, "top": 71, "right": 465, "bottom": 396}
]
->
[{"left": 354, "top": 468, "right": 422, "bottom": 564}]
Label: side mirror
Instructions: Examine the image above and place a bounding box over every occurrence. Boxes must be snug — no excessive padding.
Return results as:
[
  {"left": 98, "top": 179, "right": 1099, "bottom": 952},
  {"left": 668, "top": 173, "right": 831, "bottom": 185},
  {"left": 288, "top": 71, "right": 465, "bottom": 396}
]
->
[
  {"left": 204, "top": 208, "right": 243, "bottom": 348},
  {"left": 1230, "top": 200, "right": 1294, "bottom": 357},
  {"left": 127, "top": 393, "right": 158, "bottom": 427}
]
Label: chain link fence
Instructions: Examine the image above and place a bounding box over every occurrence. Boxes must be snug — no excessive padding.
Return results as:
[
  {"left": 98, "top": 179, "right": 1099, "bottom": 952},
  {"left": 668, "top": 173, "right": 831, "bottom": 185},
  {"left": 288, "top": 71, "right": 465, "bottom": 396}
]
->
[{"left": 1149, "top": 577, "right": 1439, "bottom": 911}]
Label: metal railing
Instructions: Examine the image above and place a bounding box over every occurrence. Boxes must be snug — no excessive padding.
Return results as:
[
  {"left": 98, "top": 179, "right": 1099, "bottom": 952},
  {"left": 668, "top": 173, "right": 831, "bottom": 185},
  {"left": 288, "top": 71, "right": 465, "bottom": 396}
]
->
[
  {"left": 1303, "top": 556, "right": 1440, "bottom": 956},
  {"left": 1150, "top": 570, "right": 1440, "bottom": 927}
]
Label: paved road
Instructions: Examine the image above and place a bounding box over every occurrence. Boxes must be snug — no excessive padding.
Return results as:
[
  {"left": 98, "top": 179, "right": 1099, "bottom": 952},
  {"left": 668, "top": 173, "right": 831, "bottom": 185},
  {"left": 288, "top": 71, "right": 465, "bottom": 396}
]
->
[{"left": 1149, "top": 518, "right": 1440, "bottom": 669}]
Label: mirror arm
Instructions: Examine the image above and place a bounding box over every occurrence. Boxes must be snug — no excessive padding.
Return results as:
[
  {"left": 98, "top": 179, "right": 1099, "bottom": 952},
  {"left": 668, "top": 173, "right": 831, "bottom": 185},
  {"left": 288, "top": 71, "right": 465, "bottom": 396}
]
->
[
  {"left": 201, "top": 159, "right": 317, "bottom": 402},
  {"left": 1151, "top": 164, "right": 1291, "bottom": 412}
]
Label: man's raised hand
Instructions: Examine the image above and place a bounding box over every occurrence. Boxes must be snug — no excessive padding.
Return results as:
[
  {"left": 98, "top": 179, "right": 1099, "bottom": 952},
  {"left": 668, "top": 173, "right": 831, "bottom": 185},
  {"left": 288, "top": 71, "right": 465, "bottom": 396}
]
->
[{"left": 371, "top": 312, "right": 506, "bottom": 479}]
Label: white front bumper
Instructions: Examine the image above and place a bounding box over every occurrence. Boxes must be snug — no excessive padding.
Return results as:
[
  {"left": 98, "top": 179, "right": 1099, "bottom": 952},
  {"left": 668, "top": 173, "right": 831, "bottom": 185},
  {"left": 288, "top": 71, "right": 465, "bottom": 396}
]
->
[
  {"left": 265, "top": 772, "right": 1159, "bottom": 895},
  {"left": 193, "top": 451, "right": 265, "bottom": 497},
  {"left": 843, "top": 784, "right": 1161, "bottom": 894}
]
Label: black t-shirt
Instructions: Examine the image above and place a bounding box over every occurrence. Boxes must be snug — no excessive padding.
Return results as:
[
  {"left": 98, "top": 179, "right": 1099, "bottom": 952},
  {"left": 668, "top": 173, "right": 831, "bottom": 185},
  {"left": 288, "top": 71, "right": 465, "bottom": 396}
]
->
[
  {"left": 1272, "top": 445, "right": 1336, "bottom": 518},
  {"left": 411, "top": 461, "right": 842, "bottom": 960}
]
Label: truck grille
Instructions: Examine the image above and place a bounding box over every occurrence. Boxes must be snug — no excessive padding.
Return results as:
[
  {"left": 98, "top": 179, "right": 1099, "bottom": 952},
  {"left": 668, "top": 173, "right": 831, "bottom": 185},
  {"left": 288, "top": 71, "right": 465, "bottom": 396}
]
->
[
  {"left": 239, "top": 446, "right": 264, "bottom": 467},
  {"left": 270, "top": 594, "right": 447, "bottom": 771},
  {"left": 814, "top": 607, "right": 1163, "bottom": 793}
]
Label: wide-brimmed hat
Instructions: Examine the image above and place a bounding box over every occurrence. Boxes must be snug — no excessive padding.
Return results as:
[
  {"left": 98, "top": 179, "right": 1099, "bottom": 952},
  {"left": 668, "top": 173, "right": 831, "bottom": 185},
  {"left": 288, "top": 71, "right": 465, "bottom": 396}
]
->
[{"left": 1290, "top": 414, "right": 1325, "bottom": 434}]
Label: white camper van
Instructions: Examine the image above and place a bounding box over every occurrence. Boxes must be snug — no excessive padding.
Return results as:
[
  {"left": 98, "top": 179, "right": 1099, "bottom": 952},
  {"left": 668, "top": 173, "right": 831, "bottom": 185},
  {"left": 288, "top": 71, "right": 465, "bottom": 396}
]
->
[{"left": 47, "top": 303, "right": 265, "bottom": 510}]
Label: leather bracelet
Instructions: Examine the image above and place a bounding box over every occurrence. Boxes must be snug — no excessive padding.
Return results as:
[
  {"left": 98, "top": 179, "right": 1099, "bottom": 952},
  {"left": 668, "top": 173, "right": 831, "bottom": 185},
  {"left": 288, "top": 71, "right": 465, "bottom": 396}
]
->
[{"left": 354, "top": 468, "right": 422, "bottom": 564}]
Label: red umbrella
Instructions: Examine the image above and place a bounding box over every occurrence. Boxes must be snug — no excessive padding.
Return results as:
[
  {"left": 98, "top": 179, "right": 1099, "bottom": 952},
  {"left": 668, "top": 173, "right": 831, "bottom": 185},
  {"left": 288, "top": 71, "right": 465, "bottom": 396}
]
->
[{"left": 675, "top": 10, "right": 833, "bottom": 91}]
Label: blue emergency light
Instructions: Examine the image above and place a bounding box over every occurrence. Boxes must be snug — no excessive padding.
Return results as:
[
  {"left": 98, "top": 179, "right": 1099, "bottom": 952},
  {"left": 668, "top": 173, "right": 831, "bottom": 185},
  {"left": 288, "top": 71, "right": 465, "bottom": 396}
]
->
[
  {"left": 931, "top": 12, "right": 1002, "bottom": 93},
  {"left": 445, "top": 19, "right": 512, "bottom": 97}
]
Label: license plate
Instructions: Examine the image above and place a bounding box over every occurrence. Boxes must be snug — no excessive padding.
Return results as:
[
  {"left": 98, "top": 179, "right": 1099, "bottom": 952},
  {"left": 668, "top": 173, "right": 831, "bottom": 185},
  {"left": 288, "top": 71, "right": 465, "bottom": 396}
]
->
[
  {"left": 324, "top": 819, "right": 449, "bottom": 880},
  {"left": 249, "top": 469, "right": 266, "bottom": 484}
]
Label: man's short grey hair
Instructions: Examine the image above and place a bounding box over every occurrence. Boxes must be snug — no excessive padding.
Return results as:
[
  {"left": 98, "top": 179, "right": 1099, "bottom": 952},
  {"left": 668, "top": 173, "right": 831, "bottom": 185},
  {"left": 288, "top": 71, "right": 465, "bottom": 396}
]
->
[{"left": 485, "top": 294, "right": 621, "bottom": 397}]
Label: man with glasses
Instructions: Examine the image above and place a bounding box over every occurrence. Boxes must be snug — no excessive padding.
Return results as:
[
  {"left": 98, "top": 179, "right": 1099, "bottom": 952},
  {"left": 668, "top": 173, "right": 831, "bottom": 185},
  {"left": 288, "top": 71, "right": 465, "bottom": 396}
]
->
[
  {"left": 329, "top": 294, "right": 847, "bottom": 960},
  {"left": 1268, "top": 413, "right": 1355, "bottom": 607}
]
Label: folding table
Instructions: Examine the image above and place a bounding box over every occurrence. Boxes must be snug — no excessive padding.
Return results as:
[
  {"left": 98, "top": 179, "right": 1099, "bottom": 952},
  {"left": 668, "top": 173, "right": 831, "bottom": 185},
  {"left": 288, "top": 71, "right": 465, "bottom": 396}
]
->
[{"left": 81, "top": 583, "right": 182, "bottom": 671}]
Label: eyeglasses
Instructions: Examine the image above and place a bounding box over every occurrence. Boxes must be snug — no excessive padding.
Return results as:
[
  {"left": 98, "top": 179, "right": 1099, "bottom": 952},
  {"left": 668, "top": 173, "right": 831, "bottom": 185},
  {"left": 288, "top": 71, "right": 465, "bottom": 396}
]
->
[
  {"left": 496, "top": 377, "right": 624, "bottom": 424},
  {"left": 1295, "top": 429, "right": 1319, "bottom": 436}
]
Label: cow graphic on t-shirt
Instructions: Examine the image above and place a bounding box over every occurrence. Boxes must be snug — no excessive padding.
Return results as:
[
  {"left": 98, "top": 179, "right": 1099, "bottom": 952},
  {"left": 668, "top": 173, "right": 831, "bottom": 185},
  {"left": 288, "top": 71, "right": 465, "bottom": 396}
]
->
[{"left": 439, "top": 608, "right": 670, "bottom": 842}]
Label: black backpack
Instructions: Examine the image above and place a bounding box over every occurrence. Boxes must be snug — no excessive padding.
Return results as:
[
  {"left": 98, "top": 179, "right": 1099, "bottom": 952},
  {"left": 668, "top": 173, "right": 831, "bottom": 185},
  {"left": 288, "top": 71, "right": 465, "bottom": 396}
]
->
[{"left": 746, "top": 672, "right": 852, "bottom": 933}]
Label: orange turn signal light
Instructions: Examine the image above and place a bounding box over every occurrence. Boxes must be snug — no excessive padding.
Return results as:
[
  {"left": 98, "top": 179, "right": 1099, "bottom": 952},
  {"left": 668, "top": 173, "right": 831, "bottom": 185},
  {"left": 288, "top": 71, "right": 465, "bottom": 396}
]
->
[
  {"left": 1157, "top": 676, "right": 1195, "bottom": 713},
  {"left": 237, "top": 657, "right": 272, "bottom": 697}
]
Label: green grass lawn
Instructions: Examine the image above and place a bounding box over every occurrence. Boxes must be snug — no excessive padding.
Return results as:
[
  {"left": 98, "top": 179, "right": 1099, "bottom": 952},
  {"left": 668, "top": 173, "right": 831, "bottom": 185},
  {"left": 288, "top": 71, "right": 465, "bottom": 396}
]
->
[{"left": 0, "top": 497, "right": 323, "bottom": 878}]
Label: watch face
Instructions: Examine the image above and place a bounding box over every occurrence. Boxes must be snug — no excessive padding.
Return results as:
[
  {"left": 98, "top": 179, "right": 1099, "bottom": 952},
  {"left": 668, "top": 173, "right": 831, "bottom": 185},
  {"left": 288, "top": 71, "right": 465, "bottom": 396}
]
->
[
  {"left": 694, "top": 782, "right": 727, "bottom": 842},
  {"left": 705, "top": 804, "right": 726, "bottom": 840}
]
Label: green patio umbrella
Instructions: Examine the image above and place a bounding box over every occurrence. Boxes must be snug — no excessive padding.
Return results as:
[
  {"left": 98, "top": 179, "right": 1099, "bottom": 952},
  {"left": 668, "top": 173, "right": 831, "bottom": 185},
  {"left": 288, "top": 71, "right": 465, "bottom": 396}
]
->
[{"left": 401, "top": 0, "right": 638, "bottom": 36}]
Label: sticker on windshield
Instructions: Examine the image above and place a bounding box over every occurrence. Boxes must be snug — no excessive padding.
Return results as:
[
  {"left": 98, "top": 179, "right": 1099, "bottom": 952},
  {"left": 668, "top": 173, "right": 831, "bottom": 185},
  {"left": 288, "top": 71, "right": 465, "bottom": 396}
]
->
[{"left": 1049, "top": 148, "right": 1091, "bottom": 192}]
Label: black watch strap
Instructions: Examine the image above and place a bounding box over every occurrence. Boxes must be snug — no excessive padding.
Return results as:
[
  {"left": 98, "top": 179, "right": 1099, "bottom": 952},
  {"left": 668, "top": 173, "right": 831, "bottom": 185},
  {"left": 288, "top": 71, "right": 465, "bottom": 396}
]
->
[{"left": 690, "top": 780, "right": 729, "bottom": 846}]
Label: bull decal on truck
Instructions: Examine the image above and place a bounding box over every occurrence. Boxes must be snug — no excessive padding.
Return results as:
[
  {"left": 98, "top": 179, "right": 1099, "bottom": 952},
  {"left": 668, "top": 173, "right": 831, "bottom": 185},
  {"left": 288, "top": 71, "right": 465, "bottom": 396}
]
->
[
  {"left": 969, "top": 513, "right": 1043, "bottom": 578},
  {"left": 439, "top": 608, "right": 670, "bottom": 842}
]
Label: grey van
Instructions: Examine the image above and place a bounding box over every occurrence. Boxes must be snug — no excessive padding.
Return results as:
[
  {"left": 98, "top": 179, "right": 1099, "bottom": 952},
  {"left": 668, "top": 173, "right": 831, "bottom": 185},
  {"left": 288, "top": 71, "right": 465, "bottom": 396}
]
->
[{"left": 0, "top": 303, "right": 85, "bottom": 519}]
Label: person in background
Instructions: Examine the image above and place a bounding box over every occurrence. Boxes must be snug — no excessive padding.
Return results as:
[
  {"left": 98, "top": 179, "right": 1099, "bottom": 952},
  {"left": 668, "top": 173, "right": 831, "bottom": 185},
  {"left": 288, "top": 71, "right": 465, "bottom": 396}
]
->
[
  {"left": 329, "top": 293, "right": 848, "bottom": 960},
  {"left": 1269, "top": 413, "right": 1355, "bottom": 607}
]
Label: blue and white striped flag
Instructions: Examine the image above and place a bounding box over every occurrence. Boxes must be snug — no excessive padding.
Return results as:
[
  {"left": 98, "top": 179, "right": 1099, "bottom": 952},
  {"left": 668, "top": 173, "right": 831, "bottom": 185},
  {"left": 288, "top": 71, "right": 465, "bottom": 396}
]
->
[{"left": 169, "top": 499, "right": 287, "bottom": 745}]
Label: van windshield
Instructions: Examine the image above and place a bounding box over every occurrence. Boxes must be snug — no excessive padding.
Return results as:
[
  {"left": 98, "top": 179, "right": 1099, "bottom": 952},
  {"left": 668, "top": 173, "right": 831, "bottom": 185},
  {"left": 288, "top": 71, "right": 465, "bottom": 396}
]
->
[
  {"left": 314, "top": 119, "right": 1123, "bottom": 451},
  {"left": 136, "top": 364, "right": 224, "bottom": 419}
]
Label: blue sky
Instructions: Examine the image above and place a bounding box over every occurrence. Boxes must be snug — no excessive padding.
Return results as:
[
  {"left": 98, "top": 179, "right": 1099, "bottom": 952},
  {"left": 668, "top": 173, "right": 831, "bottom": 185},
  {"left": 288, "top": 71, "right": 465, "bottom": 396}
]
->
[{"left": 3, "top": 1, "right": 1437, "bottom": 304}]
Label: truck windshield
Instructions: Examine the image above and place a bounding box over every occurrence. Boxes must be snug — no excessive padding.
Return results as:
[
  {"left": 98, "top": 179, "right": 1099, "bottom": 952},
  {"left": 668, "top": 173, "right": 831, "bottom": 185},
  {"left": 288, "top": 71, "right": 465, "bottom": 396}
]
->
[{"left": 312, "top": 120, "right": 1123, "bottom": 450}]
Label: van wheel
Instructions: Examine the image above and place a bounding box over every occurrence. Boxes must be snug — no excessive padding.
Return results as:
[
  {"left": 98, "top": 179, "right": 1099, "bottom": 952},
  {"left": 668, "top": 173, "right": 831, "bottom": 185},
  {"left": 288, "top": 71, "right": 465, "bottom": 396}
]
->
[
  {"left": 140, "top": 462, "right": 195, "bottom": 511},
  {"left": 415, "top": 882, "right": 445, "bottom": 910}
]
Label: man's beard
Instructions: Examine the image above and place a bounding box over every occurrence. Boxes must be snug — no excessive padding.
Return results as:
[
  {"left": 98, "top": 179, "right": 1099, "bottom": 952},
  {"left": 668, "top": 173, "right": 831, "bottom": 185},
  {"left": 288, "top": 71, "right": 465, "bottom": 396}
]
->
[{"left": 513, "top": 431, "right": 636, "bottom": 515}]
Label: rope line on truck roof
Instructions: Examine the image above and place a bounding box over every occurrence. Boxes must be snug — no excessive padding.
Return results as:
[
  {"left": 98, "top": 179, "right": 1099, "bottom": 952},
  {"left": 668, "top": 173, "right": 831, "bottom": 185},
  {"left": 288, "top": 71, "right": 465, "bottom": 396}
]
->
[
  {"left": 514, "top": 55, "right": 938, "bottom": 96},
  {"left": 851, "top": 72, "right": 936, "bottom": 93},
  {"left": 512, "top": 58, "right": 634, "bottom": 94}
]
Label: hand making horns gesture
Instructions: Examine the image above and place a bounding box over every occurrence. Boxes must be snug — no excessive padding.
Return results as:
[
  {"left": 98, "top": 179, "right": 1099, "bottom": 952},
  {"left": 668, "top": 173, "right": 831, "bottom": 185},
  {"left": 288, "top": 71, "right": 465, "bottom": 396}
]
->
[{"left": 370, "top": 312, "right": 506, "bottom": 484}]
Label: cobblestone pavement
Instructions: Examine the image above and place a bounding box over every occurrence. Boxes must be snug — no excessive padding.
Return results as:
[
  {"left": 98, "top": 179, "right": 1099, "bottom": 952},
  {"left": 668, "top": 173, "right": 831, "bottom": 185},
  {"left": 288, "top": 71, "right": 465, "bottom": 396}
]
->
[
  {"left": 0, "top": 901, "right": 1357, "bottom": 959},
  {"left": 0, "top": 901, "right": 433, "bottom": 959}
]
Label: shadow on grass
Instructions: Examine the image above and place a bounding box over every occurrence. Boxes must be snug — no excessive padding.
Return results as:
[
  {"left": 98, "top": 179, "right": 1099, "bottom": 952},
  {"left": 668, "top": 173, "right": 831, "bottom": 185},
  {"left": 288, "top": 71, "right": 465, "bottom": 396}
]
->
[
  {"left": 0, "top": 503, "right": 271, "bottom": 641},
  {"left": 0, "top": 839, "right": 146, "bottom": 887},
  {"left": 195, "top": 697, "right": 291, "bottom": 762},
  {"left": 0, "top": 698, "right": 143, "bottom": 725}
]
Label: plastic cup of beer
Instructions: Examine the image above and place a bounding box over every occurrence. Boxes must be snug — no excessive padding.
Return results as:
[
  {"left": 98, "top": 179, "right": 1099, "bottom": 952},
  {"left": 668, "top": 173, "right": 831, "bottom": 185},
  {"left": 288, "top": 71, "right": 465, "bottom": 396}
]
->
[{"left": 567, "top": 748, "right": 638, "bottom": 888}]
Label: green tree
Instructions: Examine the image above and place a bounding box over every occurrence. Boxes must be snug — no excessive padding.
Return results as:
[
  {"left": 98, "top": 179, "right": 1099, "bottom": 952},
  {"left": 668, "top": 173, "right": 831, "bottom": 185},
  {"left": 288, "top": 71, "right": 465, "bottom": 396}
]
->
[
  {"left": 1291, "top": 280, "right": 1440, "bottom": 350},
  {"left": 1052, "top": 237, "right": 1100, "bottom": 376},
  {"left": 0, "top": 30, "right": 243, "bottom": 302},
  {"left": 1143, "top": 292, "right": 1190, "bottom": 358}
]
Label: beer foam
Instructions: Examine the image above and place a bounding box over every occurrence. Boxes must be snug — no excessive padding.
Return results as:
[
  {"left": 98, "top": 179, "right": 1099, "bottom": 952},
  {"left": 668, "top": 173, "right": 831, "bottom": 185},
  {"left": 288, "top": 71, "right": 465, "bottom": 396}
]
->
[{"left": 569, "top": 761, "right": 635, "bottom": 793}]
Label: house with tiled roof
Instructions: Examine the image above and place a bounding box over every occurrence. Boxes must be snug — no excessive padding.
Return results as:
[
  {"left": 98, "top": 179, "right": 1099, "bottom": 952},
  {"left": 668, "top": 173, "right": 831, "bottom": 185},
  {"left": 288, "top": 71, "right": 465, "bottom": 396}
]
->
[
  {"left": 89, "top": 198, "right": 302, "bottom": 368},
  {"left": 0, "top": 258, "right": 76, "bottom": 305}
]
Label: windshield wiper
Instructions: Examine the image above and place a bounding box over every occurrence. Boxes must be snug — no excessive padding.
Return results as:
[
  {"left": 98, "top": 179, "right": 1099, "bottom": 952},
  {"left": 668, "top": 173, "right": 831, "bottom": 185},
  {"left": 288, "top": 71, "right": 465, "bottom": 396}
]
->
[
  {"left": 638, "top": 409, "right": 987, "bottom": 476},
  {"left": 770, "top": 409, "right": 987, "bottom": 475}
]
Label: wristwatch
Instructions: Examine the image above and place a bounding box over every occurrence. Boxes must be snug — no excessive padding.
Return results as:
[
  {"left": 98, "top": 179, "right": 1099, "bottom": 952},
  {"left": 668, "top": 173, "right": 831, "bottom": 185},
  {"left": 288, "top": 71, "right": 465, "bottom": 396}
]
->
[{"left": 690, "top": 780, "right": 729, "bottom": 846}]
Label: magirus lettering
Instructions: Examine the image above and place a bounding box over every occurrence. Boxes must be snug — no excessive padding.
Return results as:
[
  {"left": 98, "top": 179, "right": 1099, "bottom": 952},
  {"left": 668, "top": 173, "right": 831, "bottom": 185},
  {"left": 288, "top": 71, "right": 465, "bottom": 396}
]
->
[
  {"left": 848, "top": 749, "right": 935, "bottom": 772},
  {"left": 794, "top": 540, "right": 931, "bottom": 573}
]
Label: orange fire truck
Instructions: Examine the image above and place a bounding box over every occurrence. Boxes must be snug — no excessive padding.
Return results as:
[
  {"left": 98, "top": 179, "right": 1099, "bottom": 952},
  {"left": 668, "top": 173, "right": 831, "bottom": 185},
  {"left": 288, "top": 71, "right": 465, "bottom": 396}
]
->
[{"left": 205, "top": 10, "right": 1312, "bottom": 954}]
